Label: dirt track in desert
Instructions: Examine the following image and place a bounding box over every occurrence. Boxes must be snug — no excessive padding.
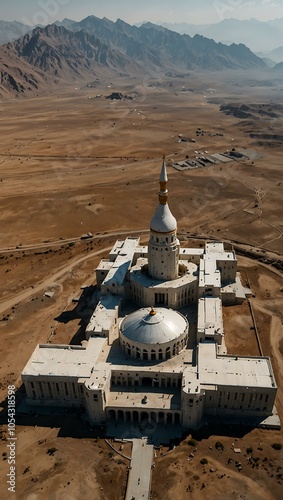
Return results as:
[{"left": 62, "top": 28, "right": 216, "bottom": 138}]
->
[{"left": 0, "top": 72, "right": 282, "bottom": 499}]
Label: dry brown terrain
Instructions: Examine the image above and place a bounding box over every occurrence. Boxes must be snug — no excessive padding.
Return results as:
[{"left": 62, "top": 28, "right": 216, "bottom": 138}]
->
[{"left": 0, "top": 72, "right": 282, "bottom": 499}]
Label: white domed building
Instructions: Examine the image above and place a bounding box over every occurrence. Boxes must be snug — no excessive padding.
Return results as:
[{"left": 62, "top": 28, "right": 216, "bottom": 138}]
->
[
  {"left": 120, "top": 307, "right": 189, "bottom": 361},
  {"left": 22, "top": 158, "right": 279, "bottom": 433}
]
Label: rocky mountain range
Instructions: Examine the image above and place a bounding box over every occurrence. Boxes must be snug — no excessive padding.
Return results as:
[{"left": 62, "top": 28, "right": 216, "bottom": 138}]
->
[
  {"left": 58, "top": 16, "right": 266, "bottom": 71},
  {"left": 158, "top": 18, "right": 283, "bottom": 54},
  {"left": 10, "top": 24, "right": 138, "bottom": 77},
  {"left": 0, "top": 16, "right": 268, "bottom": 98},
  {"left": 0, "top": 20, "right": 33, "bottom": 45},
  {"left": 0, "top": 48, "right": 49, "bottom": 98}
]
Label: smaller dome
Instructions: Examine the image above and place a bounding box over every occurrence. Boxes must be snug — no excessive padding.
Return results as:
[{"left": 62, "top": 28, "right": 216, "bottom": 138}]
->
[
  {"left": 150, "top": 204, "right": 177, "bottom": 233},
  {"left": 120, "top": 307, "right": 188, "bottom": 345}
]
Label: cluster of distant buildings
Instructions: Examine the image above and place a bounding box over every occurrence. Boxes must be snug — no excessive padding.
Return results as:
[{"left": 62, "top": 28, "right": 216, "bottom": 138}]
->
[{"left": 172, "top": 149, "right": 253, "bottom": 171}]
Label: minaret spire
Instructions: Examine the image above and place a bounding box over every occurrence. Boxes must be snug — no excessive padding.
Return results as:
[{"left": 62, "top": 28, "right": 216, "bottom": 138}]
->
[
  {"left": 159, "top": 155, "right": 168, "bottom": 205},
  {"left": 148, "top": 156, "right": 180, "bottom": 281}
]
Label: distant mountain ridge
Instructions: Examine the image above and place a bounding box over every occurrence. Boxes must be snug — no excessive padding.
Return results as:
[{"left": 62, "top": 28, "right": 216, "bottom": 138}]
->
[
  {"left": 158, "top": 18, "right": 283, "bottom": 53},
  {"left": 0, "top": 20, "right": 34, "bottom": 45},
  {"left": 57, "top": 16, "right": 266, "bottom": 71},
  {"left": 0, "top": 16, "right": 267, "bottom": 98},
  {"left": 8, "top": 24, "right": 139, "bottom": 77},
  {"left": 262, "top": 46, "right": 283, "bottom": 64}
]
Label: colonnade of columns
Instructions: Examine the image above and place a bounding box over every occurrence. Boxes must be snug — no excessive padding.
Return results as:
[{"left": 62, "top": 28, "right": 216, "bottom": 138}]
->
[
  {"left": 107, "top": 408, "right": 181, "bottom": 425},
  {"left": 120, "top": 335, "right": 188, "bottom": 361}
]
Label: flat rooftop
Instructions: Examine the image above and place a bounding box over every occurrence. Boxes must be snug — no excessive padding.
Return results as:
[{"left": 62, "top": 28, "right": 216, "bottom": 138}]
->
[
  {"left": 22, "top": 338, "right": 107, "bottom": 378},
  {"left": 221, "top": 276, "right": 246, "bottom": 299},
  {"left": 199, "top": 258, "right": 221, "bottom": 288},
  {"left": 107, "top": 386, "right": 181, "bottom": 410},
  {"left": 205, "top": 242, "right": 236, "bottom": 261},
  {"left": 198, "top": 343, "right": 276, "bottom": 389},
  {"left": 86, "top": 295, "right": 121, "bottom": 334},
  {"left": 96, "top": 260, "right": 113, "bottom": 271},
  {"left": 180, "top": 248, "right": 204, "bottom": 256},
  {"left": 198, "top": 297, "right": 224, "bottom": 337},
  {"left": 109, "top": 237, "right": 140, "bottom": 260},
  {"left": 131, "top": 259, "right": 198, "bottom": 289},
  {"left": 103, "top": 238, "right": 139, "bottom": 286}
]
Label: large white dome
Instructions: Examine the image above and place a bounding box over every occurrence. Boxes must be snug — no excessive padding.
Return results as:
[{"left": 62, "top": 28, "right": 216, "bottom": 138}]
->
[
  {"left": 150, "top": 204, "right": 177, "bottom": 233},
  {"left": 120, "top": 307, "right": 188, "bottom": 345}
]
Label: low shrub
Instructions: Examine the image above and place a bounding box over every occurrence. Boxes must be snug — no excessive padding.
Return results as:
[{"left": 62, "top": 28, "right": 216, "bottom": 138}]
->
[
  {"left": 47, "top": 447, "right": 57, "bottom": 456},
  {"left": 215, "top": 441, "right": 224, "bottom": 451},
  {"left": 200, "top": 458, "right": 208, "bottom": 465},
  {"left": 272, "top": 443, "right": 282, "bottom": 450}
]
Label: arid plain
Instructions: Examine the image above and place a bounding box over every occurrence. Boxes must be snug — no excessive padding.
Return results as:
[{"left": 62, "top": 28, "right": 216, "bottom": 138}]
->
[{"left": 0, "top": 71, "right": 282, "bottom": 499}]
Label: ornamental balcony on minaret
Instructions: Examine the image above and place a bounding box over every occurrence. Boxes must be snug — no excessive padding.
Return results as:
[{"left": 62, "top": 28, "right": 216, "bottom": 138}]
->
[{"left": 148, "top": 157, "right": 180, "bottom": 281}]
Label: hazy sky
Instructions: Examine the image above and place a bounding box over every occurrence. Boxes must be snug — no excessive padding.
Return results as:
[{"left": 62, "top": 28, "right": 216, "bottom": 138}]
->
[{"left": 1, "top": 0, "right": 283, "bottom": 25}]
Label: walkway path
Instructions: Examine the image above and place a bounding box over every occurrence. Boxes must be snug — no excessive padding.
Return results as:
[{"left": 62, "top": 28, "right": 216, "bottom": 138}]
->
[
  {"left": 0, "top": 231, "right": 150, "bottom": 315},
  {"left": 125, "top": 438, "right": 154, "bottom": 500},
  {"left": 0, "top": 246, "right": 114, "bottom": 315}
]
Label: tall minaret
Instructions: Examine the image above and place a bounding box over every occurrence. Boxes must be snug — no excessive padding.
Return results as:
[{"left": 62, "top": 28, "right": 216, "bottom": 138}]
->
[{"left": 148, "top": 157, "right": 180, "bottom": 281}]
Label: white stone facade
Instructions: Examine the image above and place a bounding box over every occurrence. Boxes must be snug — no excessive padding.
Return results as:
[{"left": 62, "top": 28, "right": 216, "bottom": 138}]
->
[{"left": 21, "top": 160, "right": 279, "bottom": 432}]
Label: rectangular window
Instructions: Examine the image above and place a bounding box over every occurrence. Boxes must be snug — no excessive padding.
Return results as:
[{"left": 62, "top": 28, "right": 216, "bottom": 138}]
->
[
  {"left": 73, "top": 384, "right": 77, "bottom": 399},
  {"left": 39, "top": 382, "right": 44, "bottom": 398},
  {"left": 47, "top": 382, "right": 52, "bottom": 398}
]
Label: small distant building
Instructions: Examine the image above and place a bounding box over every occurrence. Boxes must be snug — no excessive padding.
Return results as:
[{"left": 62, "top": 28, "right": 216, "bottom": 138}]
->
[{"left": 22, "top": 158, "right": 279, "bottom": 431}]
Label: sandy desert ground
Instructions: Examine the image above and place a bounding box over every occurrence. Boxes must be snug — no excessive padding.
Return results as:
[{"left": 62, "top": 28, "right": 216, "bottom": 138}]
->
[{"left": 0, "top": 71, "right": 282, "bottom": 499}]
